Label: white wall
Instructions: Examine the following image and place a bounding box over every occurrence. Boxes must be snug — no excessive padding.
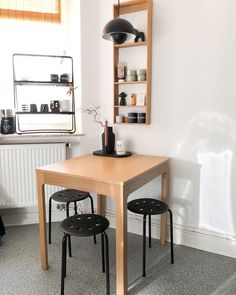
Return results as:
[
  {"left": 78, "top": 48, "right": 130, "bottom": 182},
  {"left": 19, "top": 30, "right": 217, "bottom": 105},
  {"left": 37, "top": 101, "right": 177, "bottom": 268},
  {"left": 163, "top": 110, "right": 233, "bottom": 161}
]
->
[
  {"left": 78, "top": 0, "right": 102, "bottom": 154},
  {"left": 78, "top": 0, "right": 236, "bottom": 257}
]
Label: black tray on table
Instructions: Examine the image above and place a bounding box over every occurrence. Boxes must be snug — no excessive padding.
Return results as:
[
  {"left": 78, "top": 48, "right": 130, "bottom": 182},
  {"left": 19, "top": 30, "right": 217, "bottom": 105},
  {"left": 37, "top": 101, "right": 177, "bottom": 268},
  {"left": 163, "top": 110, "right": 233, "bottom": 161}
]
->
[{"left": 93, "top": 150, "right": 132, "bottom": 158}]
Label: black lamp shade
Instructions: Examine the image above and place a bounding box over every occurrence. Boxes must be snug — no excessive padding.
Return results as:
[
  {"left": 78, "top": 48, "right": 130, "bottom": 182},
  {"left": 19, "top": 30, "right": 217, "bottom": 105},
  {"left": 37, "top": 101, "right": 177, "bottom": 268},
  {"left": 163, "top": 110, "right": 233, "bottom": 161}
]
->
[{"left": 102, "top": 17, "right": 136, "bottom": 44}]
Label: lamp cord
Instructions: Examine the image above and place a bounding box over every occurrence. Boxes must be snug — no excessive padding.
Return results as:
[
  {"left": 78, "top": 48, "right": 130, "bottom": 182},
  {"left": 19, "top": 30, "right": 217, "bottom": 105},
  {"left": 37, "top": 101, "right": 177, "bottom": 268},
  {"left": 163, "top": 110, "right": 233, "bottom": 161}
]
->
[{"left": 118, "top": 0, "right": 120, "bottom": 16}]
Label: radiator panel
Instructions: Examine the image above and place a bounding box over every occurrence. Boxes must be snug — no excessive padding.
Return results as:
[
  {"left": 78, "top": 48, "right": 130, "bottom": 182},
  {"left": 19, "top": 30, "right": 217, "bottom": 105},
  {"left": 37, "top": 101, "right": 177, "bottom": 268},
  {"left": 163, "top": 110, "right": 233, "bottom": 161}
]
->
[{"left": 0, "top": 143, "right": 66, "bottom": 207}]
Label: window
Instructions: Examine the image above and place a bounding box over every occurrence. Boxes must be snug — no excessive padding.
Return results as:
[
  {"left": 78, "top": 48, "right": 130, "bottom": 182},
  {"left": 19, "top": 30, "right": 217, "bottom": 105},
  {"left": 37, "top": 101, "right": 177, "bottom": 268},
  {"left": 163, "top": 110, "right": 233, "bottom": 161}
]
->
[{"left": 0, "top": 0, "right": 61, "bottom": 23}]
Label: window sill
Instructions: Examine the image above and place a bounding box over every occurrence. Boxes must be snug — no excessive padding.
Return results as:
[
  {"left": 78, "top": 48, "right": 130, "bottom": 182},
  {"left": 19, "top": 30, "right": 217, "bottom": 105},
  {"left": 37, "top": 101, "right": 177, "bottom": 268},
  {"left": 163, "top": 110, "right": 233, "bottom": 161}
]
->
[{"left": 0, "top": 132, "right": 85, "bottom": 144}]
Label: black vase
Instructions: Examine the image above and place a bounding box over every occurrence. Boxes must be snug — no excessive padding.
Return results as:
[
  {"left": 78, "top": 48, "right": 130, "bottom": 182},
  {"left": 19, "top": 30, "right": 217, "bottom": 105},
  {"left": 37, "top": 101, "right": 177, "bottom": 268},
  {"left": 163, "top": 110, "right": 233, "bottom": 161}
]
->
[{"left": 102, "top": 127, "right": 115, "bottom": 154}]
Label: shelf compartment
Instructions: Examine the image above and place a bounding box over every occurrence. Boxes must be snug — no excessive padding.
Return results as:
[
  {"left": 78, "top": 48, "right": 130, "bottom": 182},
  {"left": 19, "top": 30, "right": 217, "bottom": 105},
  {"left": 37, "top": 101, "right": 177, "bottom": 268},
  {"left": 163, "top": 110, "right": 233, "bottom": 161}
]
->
[
  {"left": 114, "top": 81, "right": 147, "bottom": 85},
  {"left": 16, "top": 112, "right": 74, "bottom": 115},
  {"left": 115, "top": 122, "right": 146, "bottom": 125},
  {"left": 114, "top": 105, "right": 146, "bottom": 108},
  {"left": 14, "top": 81, "right": 71, "bottom": 86},
  {"left": 16, "top": 129, "right": 75, "bottom": 134},
  {"left": 114, "top": 41, "right": 147, "bottom": 48},
  {"left": 117, "top": 0, "right": 149, "bottom": 14}
]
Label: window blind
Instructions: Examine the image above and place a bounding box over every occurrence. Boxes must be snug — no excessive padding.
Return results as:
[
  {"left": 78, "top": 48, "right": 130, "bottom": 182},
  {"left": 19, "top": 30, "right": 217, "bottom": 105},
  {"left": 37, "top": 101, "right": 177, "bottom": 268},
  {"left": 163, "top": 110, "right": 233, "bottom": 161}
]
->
[{"left": 0, "top": 0, "right": 61, "bottom": 23}]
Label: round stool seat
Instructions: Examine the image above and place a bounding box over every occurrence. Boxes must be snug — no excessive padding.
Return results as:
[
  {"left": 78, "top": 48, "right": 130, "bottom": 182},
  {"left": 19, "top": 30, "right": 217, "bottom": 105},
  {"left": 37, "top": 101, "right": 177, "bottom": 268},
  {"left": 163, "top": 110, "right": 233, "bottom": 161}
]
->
[
  {"left": 128, "top": 198, "right": 168, "bottom": 215},
  {"left": 51, "top": 189, "right": 90, "bottom": 203},
  {"left": 60, "top": 214, "right": 110, "bottom": 237}
]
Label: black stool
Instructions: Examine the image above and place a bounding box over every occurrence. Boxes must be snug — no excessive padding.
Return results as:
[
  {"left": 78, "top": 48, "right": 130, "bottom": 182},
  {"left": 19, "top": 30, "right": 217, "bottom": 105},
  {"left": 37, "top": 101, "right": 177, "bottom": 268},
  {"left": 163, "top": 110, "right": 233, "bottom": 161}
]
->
[
  {"left": 127, "top": 198, "right": 174, "bottom": 277},
  {"left": 60, "top": 214, "right": 110, "bottom": 295},
  {"left": 49, "top": 189, "right": 96, "bottom": 245}
]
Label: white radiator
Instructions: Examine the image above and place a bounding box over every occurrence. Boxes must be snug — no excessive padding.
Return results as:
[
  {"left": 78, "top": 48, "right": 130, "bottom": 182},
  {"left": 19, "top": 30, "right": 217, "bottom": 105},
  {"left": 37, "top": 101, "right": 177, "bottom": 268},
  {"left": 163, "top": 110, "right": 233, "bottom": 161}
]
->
[{"left": 0, "top": 143, "right": 66, "bottom": 207}]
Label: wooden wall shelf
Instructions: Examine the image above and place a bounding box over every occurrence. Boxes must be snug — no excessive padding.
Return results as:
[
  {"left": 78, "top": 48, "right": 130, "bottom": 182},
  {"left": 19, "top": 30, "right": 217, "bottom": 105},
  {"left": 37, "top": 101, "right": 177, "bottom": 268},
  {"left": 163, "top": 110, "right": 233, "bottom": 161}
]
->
[
  {"left": 114, "top": 105, "right": 146, "bottom": 108},
  {"left": 114, "top": 41, "right": 147, "bottom": 48},
  {"left": 114, "top": 81, "right": 147, "bottom": 85},
  {"left": 113, "top": 0, "right": 152, "bottom": 125}
]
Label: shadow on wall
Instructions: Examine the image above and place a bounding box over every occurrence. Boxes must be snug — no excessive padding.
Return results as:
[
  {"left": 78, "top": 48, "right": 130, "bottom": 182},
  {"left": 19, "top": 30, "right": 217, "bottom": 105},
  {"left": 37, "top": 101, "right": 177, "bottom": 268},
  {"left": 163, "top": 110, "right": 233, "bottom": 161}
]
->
[
  {"left": 171, "top": 111, "right": 236, "bottom": 237},
  {"left": 169, "top": 158, "right": 201, "bottom": 233}
]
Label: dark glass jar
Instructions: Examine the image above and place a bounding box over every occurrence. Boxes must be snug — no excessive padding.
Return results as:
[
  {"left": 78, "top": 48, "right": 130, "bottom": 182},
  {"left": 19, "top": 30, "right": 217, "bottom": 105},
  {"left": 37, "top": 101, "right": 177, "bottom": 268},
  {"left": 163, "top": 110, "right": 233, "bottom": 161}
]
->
[
  {"left": 1, "top": 117, "right": 16, "bottom": 134},
  {"left": 137, "top": 113, "right": 146, "bottom": 123},
  {"left": 102, "top": 127, "right": 115, "bottom": 154},
  {"left": 128, "top": 112, "right": 137, "bottom": 123}
]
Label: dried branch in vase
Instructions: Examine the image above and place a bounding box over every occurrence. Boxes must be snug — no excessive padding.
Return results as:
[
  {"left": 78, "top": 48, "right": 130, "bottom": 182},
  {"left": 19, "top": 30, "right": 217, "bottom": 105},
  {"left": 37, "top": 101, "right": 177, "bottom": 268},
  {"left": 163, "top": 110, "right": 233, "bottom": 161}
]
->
[
  {"left": 81, "top": 102, "right": 116, "bottom": 154},
  {"left": 80, "top": 102, "right": 108, "bottom": 127}
]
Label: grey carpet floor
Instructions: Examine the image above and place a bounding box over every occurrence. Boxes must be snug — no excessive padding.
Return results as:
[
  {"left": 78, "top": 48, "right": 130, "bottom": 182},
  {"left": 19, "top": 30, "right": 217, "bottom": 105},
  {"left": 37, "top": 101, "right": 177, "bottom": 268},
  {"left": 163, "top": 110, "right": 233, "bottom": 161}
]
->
[{"left": 0, "top": 223, "right": 236, "bottom": 295}]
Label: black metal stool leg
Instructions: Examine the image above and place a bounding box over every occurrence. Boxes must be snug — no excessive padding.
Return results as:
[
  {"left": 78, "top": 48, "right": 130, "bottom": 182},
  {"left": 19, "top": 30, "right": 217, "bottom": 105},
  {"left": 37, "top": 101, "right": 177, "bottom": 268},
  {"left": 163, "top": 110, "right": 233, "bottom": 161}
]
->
[
  {"left": 74, "top": 201, "right": 78, "bottom": 215},
  {"left": 143, "top": 215, "right": 147, "bottom": 277},
  {"left": 168, "top": 209, "right": 174, "bottom": 264},
  {"left": 89, "top": 195, "right": 97, "bottom": 244},
  {"left": 103, "top": 232, "right": 110, "bottom": 295},
  {"left": 101, "top": 232, "right": 105, "bottom": 273},
  {"left": 48, "top": 196, "right": 52, "bottom": 244},
  {"left": 66, "top": 202, "right": 69, "bottom": 218},
  {"left": 61, "top": 234, "right": 67, "bottom": 295},
  {"left": 64, "top": 235, "right": 67, "bottom": 278},
  {"left": 149, "top": 214, "right": 151, "bottom": 248},
  {"left": 68, "top": 235, "right": 72, "bottom": 258},
  {"left": 65, "top": 203, "right": 72, "bottom": 257}
]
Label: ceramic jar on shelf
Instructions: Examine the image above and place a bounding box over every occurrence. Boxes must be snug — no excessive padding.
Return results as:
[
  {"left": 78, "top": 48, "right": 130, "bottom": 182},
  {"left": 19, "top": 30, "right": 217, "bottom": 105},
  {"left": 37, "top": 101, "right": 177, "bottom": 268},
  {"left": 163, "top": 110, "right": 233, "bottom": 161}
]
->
[
  {"left": 137, "top": 69, "right": 146, "bottom": 81},
  {"left": 126, "top": 70, "right": 137, "bottom": 82}
]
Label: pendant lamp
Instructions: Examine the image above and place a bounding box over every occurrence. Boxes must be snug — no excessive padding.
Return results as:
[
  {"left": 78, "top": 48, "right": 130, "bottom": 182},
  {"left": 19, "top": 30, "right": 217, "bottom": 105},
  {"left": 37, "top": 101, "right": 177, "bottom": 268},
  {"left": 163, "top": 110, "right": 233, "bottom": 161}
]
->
[{"left": 102, "top": 0, "right": 136, "bottom": 44}]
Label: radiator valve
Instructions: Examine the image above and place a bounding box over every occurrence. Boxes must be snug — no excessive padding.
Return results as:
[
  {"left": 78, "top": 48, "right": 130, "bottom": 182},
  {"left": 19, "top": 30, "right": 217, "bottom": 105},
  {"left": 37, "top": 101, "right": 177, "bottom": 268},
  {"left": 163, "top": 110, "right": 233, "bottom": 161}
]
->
[{"left": 56, "top": 204, "right": 66, "bottom": 211}]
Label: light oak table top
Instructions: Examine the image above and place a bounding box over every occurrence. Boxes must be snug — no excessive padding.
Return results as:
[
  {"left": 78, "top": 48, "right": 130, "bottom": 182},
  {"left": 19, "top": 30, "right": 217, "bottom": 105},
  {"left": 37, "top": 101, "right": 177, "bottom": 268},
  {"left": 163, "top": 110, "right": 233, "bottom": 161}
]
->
[
  {"left": 38, "top": 153, "right": 168, "bottom": 184},
  {"left": 36, "top": 153, "right": 170, "bottom": 295}
]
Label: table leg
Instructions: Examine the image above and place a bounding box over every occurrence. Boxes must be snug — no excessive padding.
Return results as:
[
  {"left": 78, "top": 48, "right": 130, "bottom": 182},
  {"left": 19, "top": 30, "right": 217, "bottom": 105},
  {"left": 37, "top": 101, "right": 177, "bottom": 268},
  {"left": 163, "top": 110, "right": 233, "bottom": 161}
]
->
[
  {"left": 160, "top": 170, "right": 169, "bottom": 245},
  {"left": 97, "top": 194, "right": 106, "bottom": 216},
  {"left": 115, "top": 189, "right": 128, "bottom": 295},
  {"left": 37, "top": 175, "right": 48, "bottom": 270}
]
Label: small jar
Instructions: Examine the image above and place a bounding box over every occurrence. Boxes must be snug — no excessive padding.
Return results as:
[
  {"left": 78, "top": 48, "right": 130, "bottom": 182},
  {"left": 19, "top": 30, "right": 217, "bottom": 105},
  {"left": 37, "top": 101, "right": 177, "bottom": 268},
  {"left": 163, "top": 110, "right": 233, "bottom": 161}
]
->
[
  {"left": 116, "top": 140, "right": 126, "bottom": 155},
  {"left": 129, "top": 94, "right": 136, "bottom": 106},
  {"left": 50, "top": 74, "right": 59, "bottom": 82},
  {"left": 117, "top": 63, "right": 126, "bottom": 82},
  {"left": 116, "top": 115, "right": 124, "bottom": 123},
  {"left": 60, "top": 73, "right": 70, "bottom": 82},
  {"left": 126, "top": 70, "right": 137, "bottom": 81},
  {"left": 0, "top": 110, "right": 4, "bottom": 132},
  {"left": 128, "top": 112, "right": 137, "bottom": 123},
  {"left": 137, "top": 113, "right": 146, "bottom": 123},
  {"left": 1, "top": 109, "right": 16, "bottom": 134},
  {"left": 137, "top": 69, "right": 146, "bottom": 81}
]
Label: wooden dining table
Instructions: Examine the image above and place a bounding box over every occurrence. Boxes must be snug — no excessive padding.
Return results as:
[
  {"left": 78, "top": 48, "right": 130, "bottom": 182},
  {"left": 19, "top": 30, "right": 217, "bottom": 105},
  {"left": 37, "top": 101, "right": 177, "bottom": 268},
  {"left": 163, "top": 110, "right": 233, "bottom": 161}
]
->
[{"left": 36, "top": 153, "right": 169, "bottom": 295}]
